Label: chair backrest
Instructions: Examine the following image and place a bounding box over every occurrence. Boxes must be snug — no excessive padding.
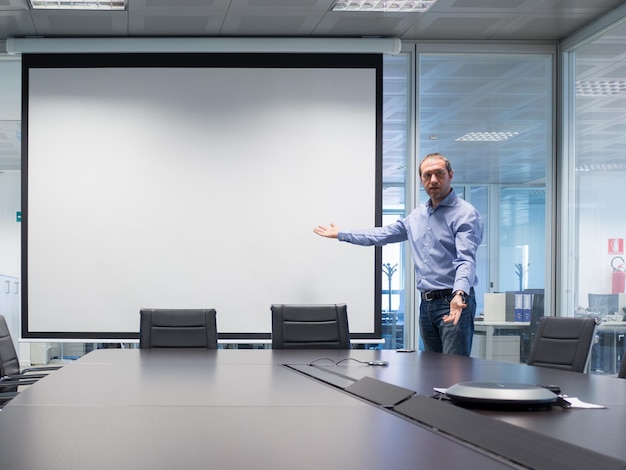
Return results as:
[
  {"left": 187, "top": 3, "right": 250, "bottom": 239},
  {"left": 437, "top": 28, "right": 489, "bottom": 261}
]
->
[
  {"left": 139, "top": 309, "right": 218, "bottom": 349},
  {"left": 618, "top": 352, "right": 626, "bottom": 379},
  {"left": 271, "top": 304, "right": 350, "bottom": 349},
  {"left": 526, "top": 316, "right": 597, "bottom": 373},
  {"left": 0, "top": 315, "right": 21, "bottom": 393},
  {"left": 0, "top": 315, "right": 20, "bottom": 377}
]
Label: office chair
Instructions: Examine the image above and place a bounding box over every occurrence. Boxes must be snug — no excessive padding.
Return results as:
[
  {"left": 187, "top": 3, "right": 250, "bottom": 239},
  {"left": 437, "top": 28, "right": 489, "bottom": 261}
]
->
[
  {"left": 526, "top": 316, "right": 598, "bottom": 373},
  {"left": 139, "top": 309, "right": 218, "bottom": 349},
  {"left": 0, "top": 315, "right": 62, "bottom": 405},
  {"left": 0, "top": 390, "right": 18, "bottom": 406},
  {"left": 271, "top": 304, "right": 350, "bottom": 349},
  {"left": 618, "top": 352, "right": 626, "bottom": 379}
]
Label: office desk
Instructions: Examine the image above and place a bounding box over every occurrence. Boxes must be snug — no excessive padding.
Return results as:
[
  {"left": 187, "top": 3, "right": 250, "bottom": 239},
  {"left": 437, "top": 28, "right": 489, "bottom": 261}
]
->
[
  {"left": 594, "top": 321, "right": 626, "bottom": 374},
  {"left": 1, "top": 349, "right": 625, "bottom": 469},
  {"left": 473, "top": 321, "right": 530, "bottom": 361}
]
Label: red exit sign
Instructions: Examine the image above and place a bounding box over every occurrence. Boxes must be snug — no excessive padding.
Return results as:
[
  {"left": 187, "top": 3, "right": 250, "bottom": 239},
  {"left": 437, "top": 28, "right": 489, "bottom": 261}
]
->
[{"left": 609, "top": 238, "right": 623, "bottom": 254}]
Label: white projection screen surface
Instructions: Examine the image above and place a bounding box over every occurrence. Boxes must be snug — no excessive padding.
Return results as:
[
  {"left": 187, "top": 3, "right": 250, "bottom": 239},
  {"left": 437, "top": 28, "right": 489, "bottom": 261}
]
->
[{"left": 22, "top": 53, "right": 382, "bottom": 341}]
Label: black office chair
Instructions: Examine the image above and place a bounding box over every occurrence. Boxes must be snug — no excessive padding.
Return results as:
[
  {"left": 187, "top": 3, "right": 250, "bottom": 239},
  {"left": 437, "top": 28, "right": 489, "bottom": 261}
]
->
[
  {"left": 139, "top": 309, "right": 218, "bottom": 349},
  {"left": 0, "top": 315, "right": 62, "bottom": 406},
  {"left": 618, "top": 352, "right": 626, "bottom": 379},
  {"left": 526, "top": 316, "right": 597, "bottom": 373},
  {"left": 271, "top": 304, "right": 350, "bottom": 349}
]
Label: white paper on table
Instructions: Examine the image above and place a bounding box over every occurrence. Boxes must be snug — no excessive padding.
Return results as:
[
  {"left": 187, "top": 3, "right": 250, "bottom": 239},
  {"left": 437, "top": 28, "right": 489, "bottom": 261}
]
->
[{"left": 560, "top": 396, "right": 607, "bottom": 409}]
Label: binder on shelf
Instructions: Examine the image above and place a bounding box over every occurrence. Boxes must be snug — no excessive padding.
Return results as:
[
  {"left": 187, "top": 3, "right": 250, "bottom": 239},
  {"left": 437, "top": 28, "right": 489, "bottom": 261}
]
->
[
  {"left": 505, "top": 291, "right": 517, "bottom": 322},
  {"left": 514, "top": 292, "right": 524, "bottom": 322},
  {"left": 522, "top": 293, "right": 532, "bottom": 322}
]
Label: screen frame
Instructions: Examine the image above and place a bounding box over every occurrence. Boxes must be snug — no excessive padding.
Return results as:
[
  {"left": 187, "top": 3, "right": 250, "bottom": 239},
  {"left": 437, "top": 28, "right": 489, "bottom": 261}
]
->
[{"left": 21, "top": 52, "right": 383, "bottom": 341}]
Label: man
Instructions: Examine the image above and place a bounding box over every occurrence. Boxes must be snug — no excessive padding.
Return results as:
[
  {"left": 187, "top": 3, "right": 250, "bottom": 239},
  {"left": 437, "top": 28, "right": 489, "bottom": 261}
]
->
[{"left": 313, "top": 153, "right": 483, "bottom": 356}]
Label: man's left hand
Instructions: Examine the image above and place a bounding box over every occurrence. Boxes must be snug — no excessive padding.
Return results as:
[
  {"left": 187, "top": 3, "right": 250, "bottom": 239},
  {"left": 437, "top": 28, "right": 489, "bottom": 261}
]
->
[{"left": 443, "top": 293, "right": 466, "bottom": 325}]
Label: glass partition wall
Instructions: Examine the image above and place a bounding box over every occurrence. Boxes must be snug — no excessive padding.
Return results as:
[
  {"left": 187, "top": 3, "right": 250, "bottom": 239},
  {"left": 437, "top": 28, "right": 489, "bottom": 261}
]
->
[
  {"left": 398, "top": 46, "right": 553, "bottom": 359},
  {"left": 561, "top": 13, "right": 626, "bottom": 375},
  {"left": 380, "top": 53, "right": 411, "bottom": 349},
  {"left": 416, "top": 48, "right": 552, "bottom": 302}
]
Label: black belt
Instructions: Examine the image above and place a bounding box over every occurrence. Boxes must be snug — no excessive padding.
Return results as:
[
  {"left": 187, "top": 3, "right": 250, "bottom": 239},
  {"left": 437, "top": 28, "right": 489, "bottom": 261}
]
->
[
  {"left": 421, "top": 287, "right": 474, "bottom": 302},
  {"left": 421, "top": 289, "right": 453, "bottom": 301}
]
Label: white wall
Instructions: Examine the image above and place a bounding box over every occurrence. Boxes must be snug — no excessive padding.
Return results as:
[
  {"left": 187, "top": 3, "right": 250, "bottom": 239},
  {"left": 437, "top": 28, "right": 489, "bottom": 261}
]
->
[
  {"left": 0, "top": 58, "right": 23, "bottom": 359},
  {"left": 0, "top": 58, "right": 20, "bottom": 120},
  {"left": 577, "top": 171, "right": 626, "bottom": 308},
  {"left": 0, "top": 58, "right": 21, "bottom": 278},
  {"left": 0, "top": 173, "right": 20, "bottom": 278}
]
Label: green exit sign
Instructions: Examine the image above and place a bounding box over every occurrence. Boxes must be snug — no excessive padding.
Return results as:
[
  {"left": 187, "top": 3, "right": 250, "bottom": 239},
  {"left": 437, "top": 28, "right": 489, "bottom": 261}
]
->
[{"left": 16, "top": 211, "right": 21, "bottom": 222}]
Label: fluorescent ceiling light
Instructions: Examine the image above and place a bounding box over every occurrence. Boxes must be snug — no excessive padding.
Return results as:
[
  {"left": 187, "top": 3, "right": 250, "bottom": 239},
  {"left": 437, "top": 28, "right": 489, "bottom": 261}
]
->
[
  {"left": 332, "top": 0, "right": 438, "bottom": 12},
  {"left": 576, "top": 163, "right": 626, "bottom": 172},
  {"left": 576, "top": 80, "right": 626, "bottom": 96},
  {"left": 29, "top": 0, "right": 126, "bottom": 9},
  {"left": 455, "top": 131, "right": 522, "bottom": 142}
]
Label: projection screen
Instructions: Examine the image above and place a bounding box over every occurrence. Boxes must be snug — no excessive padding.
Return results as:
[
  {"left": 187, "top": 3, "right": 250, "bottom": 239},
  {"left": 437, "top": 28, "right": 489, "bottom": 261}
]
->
[{"left": 22, "top": 53, "right": 382, "bottom": 341}]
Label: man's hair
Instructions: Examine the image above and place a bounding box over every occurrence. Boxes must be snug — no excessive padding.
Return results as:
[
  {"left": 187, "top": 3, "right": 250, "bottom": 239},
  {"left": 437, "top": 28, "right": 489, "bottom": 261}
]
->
[{"left": 418, "top": 153, "right": 452, "bottom": 177}]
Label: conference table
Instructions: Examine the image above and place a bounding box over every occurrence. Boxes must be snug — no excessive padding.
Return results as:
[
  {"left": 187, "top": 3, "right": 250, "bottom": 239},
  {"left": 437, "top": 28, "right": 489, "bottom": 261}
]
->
[{"left": 1, "top": 349, "right": 625, "bottom": 470}]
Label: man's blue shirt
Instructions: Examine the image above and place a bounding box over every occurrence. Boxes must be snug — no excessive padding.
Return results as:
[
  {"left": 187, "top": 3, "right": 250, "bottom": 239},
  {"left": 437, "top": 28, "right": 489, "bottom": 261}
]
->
[{"left": 337, "top": 188, "right": 483, "bottom": 294}]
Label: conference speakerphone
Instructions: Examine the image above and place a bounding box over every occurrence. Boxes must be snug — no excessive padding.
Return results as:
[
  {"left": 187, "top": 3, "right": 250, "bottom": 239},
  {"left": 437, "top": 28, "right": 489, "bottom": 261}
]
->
[{"left": 444, "top": 381, "right": 559, "bottom": 409}]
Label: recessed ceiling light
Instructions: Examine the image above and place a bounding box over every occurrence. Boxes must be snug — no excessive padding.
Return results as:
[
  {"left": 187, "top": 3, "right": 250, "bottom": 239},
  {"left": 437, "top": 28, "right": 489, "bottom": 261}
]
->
[
  {"left": 576, "top": 163, "right": 626, "bottom": 172},
  {"left": 575, "top": 80, "right": 626, "bottom": 96},
  {"left": 29, "top": 0, "right": 126, "bottom": 10},
  {"left": 455, "top": 131, "right": 522, "bottom": 142},
  {"left": 332, "top": 0, "right": 438, "bottom": 13}
]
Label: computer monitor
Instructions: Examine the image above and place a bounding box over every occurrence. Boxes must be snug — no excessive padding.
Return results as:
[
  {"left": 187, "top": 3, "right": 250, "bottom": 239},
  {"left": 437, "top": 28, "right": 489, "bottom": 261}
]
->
[{"left": 587, "top": 293, "right": 619, "bottom": 317}]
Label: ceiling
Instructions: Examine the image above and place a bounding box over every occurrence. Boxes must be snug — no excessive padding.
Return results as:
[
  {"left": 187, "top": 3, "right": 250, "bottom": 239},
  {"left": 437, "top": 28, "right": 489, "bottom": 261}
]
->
[
  {"left": 0, "top": 0, "right": 623, "bottom": 42},
  {"left": 1, "top": 0, "right": 625, "bottom": 185}
]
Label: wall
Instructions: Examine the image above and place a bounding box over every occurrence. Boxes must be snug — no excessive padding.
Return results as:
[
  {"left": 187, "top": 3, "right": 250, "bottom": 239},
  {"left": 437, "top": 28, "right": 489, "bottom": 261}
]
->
[
  {"left": 577, "top": 171, "right": 626, "bottom": 309},
  {"left": 0, "top": 58, "right": 21, "bottom": 278}
]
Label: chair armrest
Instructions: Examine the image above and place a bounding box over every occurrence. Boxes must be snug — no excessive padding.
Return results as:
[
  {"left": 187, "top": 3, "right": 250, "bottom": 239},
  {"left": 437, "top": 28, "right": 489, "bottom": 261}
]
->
[
  {"left": 21, "top": 365, "right": 63, "bottom": 373},
  {"left": 0, "top": 376, "right": 42, "bottom": 388},
  {"left": 0, "top": 365, "right": 63, "bottom": 388},
  {"left": 0, "top": 391, "right": 19, "bottom": 401},
  {"left": 3, "top": 372, "right": 48, "bottom": 380}
]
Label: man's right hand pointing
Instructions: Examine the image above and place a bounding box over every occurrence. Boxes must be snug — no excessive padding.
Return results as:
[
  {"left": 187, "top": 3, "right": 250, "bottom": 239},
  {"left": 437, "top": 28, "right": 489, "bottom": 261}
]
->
[{"left": 313, "top": 223, "right": 339, "bottom": 239}]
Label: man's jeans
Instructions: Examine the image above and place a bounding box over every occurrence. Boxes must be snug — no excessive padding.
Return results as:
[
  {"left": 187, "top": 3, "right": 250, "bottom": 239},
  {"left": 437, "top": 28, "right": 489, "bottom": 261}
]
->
[{"left": 419, "top": 292, "right": 475, "bottom": 356}]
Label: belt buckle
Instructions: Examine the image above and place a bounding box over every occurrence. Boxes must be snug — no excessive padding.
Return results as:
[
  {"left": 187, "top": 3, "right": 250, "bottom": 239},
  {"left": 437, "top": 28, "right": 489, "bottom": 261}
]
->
[{"left": 423, "top": 291, "right": 434, "bottom": 301}]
